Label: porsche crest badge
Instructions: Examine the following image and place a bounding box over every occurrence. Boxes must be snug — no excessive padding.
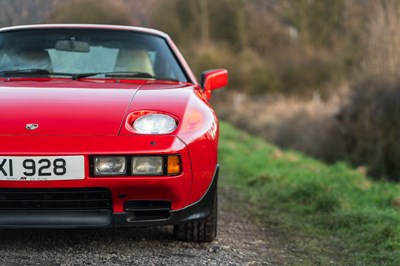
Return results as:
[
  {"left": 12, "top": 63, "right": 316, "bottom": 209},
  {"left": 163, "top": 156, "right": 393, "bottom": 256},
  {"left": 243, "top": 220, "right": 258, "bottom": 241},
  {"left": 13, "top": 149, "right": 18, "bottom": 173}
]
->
[{"left": 26, "top": 123, "right": 39, "bottom": 130}]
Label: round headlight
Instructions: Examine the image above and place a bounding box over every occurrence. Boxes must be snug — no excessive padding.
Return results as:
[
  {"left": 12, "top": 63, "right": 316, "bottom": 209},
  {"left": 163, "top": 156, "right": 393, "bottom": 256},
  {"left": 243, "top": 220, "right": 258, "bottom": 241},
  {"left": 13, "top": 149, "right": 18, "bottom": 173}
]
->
[{"left": 133, "top": 114, "right": 177, "bottom": 134}]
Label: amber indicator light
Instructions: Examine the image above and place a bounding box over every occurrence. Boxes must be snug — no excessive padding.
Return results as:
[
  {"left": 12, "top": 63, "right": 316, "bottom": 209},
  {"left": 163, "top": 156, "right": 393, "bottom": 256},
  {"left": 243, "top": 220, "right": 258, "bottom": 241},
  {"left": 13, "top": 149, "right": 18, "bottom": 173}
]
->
[{"left": 167, "top": 155, "right": 181, "bottom": 175}]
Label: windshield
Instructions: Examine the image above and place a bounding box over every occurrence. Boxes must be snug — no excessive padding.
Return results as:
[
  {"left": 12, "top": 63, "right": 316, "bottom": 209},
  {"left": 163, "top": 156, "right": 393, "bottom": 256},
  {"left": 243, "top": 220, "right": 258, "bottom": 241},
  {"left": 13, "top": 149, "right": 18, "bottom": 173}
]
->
[{"left": 0, "top": 29, "right": 188, "bottom": 82}]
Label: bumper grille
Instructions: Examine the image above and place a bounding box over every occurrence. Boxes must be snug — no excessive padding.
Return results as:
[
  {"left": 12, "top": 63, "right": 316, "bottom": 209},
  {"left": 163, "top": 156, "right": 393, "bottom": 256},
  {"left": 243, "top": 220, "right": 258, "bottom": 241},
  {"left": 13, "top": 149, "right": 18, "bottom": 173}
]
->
[
  {"left": 124, "top": 200, "right": 171, "bottom": 221},
  {"left": 0, "top": 188, "right": 112, "bottom": 210}
]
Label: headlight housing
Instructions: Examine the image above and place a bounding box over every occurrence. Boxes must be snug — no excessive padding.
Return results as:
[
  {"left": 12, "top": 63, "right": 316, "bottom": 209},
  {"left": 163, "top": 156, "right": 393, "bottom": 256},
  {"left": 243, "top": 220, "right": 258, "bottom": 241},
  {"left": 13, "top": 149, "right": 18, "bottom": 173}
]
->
[
  {"left": 91, "top": 155, "right": 181, "bottom": 177},
  {"left": 133, "top": 114, "right": 177, "bottom": 134},
  {"left": 131, "top": 156, "right": 163, "bottom": 175},
  {"left": 94, "top": 156, "right": 127, "bottom": 176}
]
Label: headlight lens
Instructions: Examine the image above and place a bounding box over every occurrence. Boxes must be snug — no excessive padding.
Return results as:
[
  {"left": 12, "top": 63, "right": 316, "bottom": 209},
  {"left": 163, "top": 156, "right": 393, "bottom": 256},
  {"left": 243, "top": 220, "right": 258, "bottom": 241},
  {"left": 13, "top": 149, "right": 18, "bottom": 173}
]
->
[
  {"left": 94, "top": 156, "right": 127, "bottom": 176},
  {"left": 133, "top": 114, "right": 177, "bottom": 134},
  {"left": 132, "top": 156, "right": 164, "bottom": 175}
]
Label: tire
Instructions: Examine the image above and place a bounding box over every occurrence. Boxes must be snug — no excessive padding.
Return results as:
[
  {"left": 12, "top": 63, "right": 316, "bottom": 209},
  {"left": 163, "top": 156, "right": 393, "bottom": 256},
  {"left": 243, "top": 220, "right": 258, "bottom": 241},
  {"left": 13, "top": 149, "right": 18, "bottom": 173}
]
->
[{"left": 173, "top": 189, "right": 218, "bottom": 242}]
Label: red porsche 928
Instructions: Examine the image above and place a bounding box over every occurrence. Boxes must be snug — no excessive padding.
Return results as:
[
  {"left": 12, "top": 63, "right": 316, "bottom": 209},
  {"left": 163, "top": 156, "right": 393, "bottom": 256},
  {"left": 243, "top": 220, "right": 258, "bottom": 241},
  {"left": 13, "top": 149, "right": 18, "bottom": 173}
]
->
[{"left": 0, "top": 24, "right": 228, "bottom": 242}]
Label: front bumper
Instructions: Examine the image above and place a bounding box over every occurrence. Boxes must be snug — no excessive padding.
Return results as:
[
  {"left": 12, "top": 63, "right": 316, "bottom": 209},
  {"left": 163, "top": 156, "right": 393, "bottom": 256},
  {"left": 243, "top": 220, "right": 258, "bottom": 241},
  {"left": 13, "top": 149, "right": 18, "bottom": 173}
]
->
[{"left": 0, "top": 165, "right": 219, "bottom": 228}]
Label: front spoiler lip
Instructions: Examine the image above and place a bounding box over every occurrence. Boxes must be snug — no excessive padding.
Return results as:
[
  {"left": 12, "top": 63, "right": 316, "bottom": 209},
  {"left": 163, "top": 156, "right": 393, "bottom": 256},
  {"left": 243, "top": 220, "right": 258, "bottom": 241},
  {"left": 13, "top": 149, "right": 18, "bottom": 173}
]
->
[
  {"left": 114, "top": 164, "right": 219, "bottom": 227},
  {"left": 0, "top": 165, "right": 219, "bottom": 228}
]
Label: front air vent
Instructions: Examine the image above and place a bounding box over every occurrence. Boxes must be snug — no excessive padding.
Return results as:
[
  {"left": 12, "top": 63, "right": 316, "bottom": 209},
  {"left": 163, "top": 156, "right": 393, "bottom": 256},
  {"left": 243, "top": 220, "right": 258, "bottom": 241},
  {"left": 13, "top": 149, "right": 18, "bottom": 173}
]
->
[
  {"left": 0, "top": 188, "right": 112, "bottom": 210},
  {"left": 124, "top": 200, "right": 171, "bottom": 221}
]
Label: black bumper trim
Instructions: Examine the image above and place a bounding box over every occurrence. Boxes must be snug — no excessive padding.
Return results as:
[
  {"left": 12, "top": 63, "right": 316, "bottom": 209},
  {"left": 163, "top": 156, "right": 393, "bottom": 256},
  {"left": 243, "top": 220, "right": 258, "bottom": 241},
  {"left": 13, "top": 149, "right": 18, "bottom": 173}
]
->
[
  {"left": 0, "top": 165, "right": 219, "bottom": 228},
  {"left": 113, "top": 164, "right": 219, "bottom": 227},
  {"left": 0, "top": 210, "right": 112, "bottom": 228}
]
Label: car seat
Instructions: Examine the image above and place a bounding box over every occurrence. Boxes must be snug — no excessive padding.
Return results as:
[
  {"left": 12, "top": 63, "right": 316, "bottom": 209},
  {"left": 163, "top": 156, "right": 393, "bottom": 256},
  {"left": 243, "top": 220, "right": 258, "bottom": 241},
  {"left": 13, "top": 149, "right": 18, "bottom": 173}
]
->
[{"left": 114, "top": 48, "right": 154, "bottom": 76}]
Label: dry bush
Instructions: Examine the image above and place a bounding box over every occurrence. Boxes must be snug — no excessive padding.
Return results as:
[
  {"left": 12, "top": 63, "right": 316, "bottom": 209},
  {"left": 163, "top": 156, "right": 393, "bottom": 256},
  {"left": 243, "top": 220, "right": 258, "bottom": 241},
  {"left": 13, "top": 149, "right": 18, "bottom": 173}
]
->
[
  {"left": 363, "top": 1, "right": 400, "bottom": 76},
  {"left": 182, "top": 45, "right": 280, "bottom": 94},
  {"left": 214, "top": 88, "right": 348, "bottom": 163},
  {"left": 342, "top": 76, "right": 400, "bottom": 181},
  {"left": 341, "top": 0, "right": 400, "bottom": 181},
  {"left": 46, "top": 0, "right": 132, "bottom": 25}
]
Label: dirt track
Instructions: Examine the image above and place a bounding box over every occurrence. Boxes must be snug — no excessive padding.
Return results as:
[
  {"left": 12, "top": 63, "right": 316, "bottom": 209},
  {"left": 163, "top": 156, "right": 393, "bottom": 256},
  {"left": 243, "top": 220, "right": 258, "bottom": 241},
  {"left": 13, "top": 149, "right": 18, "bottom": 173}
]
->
[{"left": 0, "top": 188, "right": 293, "bottom": 266}]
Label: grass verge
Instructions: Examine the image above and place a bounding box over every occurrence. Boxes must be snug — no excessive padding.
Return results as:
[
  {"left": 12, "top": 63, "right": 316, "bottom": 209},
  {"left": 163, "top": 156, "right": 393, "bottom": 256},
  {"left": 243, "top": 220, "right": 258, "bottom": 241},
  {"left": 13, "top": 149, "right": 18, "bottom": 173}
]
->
[{"left": 219, "top": 121, "right": 400, "bottom": 265}]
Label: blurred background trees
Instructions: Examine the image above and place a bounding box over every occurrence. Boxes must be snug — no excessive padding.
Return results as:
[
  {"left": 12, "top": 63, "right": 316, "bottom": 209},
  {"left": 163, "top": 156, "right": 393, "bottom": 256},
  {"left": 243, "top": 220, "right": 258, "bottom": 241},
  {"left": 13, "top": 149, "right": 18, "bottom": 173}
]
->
[
  {"left": 341, "top": 1, "right": 400, "bottom": 181},
  {"left": 1, "top": 0, "right": 399, "bottom": 181},
  {"left": 46, "top": 0, "right": 131, "bottom": 25},
  {"left": 0, "top": 0, "right": 367, "bottom": 96}
]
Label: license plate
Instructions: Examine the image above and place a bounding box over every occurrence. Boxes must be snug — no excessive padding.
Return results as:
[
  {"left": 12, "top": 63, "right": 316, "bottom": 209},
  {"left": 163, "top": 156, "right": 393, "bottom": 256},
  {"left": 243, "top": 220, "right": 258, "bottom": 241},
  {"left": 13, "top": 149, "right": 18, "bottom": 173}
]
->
[{"left": 0, "top": 156, "right": 85, "bottom": 181}]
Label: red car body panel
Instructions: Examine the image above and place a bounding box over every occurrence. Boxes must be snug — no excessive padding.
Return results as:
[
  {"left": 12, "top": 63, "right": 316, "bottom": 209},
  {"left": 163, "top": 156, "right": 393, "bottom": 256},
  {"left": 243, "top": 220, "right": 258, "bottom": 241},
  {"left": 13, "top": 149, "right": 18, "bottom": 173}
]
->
[
  {"left": 0, "top": 24, "right": 227, "bottom": 228},
  {"left": 0, "top": 78, "right": 215, "bottom": 209},
  {"left": 0, "top": 81, "right": 140, "bottom": 135}
]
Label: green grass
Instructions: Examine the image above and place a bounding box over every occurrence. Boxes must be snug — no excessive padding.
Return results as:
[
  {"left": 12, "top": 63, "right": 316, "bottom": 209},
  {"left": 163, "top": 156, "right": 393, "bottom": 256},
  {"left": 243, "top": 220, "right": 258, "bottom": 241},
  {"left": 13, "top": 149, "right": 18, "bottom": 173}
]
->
[{"left": 219, "top": 121, "right": 400, "bottom": 265}]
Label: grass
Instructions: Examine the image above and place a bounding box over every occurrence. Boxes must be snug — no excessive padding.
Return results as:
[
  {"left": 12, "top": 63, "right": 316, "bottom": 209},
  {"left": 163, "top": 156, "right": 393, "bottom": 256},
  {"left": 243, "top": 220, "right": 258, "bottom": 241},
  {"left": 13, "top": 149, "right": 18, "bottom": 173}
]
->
[{"left": 219, "top": 121, "right": 400, "bottom": 265}]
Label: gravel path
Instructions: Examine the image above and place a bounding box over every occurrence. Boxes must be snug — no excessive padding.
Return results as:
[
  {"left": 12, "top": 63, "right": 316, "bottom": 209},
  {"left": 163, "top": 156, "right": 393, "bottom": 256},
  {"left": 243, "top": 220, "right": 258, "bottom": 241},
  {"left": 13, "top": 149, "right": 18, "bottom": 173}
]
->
[{"left": 0, "top": 188, "right": 292, "bottom": 266}]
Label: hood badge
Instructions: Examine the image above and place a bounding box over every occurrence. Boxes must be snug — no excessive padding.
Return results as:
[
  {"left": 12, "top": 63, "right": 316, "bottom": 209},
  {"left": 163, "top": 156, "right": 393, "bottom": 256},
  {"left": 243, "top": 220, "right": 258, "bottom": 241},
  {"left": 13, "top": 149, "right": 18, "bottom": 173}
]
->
[{"left": 26, "top": 123, "right": 39, "bottom": 130}]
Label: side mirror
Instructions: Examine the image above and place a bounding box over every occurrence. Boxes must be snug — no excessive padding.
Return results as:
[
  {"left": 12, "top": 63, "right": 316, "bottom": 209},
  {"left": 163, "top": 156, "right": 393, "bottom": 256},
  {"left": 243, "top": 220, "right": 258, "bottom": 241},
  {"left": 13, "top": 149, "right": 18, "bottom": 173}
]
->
[{"left": 201, "top": 69, "right": 228, "bottom": 100}]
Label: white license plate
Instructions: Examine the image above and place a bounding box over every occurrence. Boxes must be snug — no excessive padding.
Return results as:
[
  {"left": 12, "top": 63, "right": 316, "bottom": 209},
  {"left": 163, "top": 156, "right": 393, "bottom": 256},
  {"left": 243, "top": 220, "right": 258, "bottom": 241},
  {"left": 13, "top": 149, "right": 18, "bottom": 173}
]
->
[{"left": 0, "top": 156, "right": 85, "bottom": 181}]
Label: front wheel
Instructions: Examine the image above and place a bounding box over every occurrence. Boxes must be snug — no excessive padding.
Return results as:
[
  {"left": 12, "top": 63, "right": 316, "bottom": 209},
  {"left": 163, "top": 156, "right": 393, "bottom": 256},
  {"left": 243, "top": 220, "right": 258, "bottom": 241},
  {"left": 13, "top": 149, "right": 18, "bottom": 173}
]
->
[{"left": 173, "top": 190, "right": 218, "bottom": 242}]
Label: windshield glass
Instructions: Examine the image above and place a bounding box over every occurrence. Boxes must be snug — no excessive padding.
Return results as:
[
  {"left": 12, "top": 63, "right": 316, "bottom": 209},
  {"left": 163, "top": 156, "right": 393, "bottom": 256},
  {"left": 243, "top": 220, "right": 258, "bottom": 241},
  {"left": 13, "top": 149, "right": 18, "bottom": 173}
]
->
[{"left": 0, "top": 29, "right": 188, "bottom": 81}]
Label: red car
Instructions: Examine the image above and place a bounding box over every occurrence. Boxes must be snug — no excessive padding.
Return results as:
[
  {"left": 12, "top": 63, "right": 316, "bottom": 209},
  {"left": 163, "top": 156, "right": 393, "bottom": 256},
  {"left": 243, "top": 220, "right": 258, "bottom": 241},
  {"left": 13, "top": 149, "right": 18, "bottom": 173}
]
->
[{"left": 0, "top": 24, "right": 227, "bottom": 242}]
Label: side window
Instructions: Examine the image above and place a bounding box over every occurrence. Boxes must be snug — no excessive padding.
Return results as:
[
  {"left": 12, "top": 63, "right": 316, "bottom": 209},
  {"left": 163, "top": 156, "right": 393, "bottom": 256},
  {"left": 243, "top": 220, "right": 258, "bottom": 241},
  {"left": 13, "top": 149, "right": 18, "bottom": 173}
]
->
[
  {"left": 148, "top": 51, "right": 156, "bottom": 66},
  {"left": 152, "top": 51, "right": 173, "bottom": 79},
  {"left": 0, "top": 53, "right": 12, "bottom": 69},
  {"left": 148, "top": 50, "right": 167, "bottom": 77}
]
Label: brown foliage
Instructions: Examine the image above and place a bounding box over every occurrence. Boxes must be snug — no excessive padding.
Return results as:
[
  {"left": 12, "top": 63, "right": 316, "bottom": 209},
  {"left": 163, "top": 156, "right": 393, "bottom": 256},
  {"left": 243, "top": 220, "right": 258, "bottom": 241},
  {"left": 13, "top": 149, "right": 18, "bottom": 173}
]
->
[
  {"left": 340, "top": 0, "right": 400, "bottom": 181},
  {"left": 46, "top": 0, "right": 131, "bottom": 25},
  {"left": 341, "top": 76, "right": 400, "bottom": 181},
  {"left": 214, "top": 91, "right": 347, "bottom": 163}
]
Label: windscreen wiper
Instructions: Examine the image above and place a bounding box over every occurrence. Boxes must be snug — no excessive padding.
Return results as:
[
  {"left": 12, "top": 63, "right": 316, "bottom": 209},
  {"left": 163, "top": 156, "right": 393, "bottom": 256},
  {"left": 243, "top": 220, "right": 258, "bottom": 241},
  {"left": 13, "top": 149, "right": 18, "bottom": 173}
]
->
[
  {"left": 73, "top": 71, "right": 154, "bottom": 80},
  {"left": 0, "top": 69, "right": 75, "bottom": 77},
  {"left": 0, "top": 70, "right": 180, "bottom": 82},
  {"left": 73, "top": 71, "right": 179, "bottom": 82}
]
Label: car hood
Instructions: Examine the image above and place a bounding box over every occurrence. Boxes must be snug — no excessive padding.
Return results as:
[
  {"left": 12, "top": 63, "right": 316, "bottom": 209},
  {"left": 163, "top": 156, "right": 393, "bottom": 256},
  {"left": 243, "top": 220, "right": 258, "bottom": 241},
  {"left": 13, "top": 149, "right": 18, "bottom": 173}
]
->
[{"left": 0, "top": 82, "right": 141, "bottom": 136}]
